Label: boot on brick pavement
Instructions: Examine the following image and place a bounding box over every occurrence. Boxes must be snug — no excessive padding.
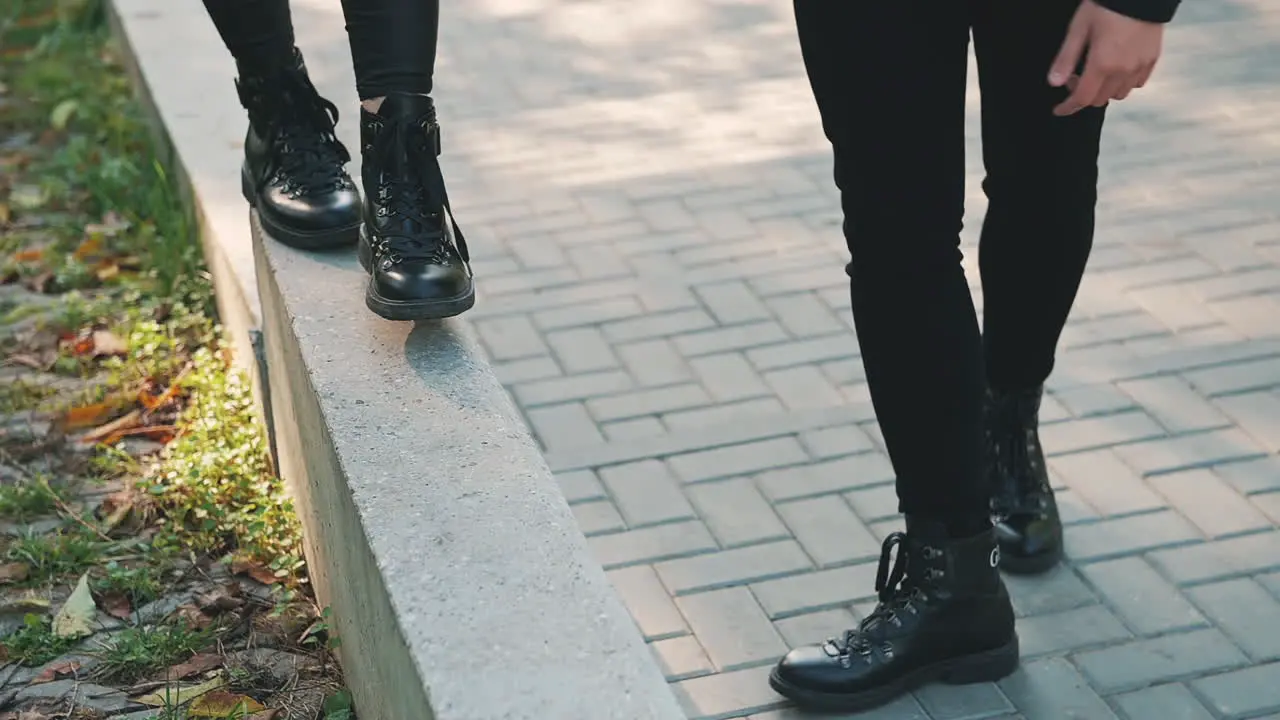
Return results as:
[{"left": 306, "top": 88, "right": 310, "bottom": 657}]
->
[
  {"left": 770, "top": 518, "right": 1018, "bottom": 712},
  {"left": 237, "top": 48, "right": 361, "bottom": 250},
  {"left": 987, "top": 385, "right": 1064, "bottom": 575},
  {"left": 356, "top": 93, "right": 474, "bottom": 321}
]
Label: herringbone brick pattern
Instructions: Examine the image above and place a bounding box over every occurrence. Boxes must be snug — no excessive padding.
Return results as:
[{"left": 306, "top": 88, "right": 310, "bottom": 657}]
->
[{"left": 433, "top": 0, "right": 1280, "bottom": 717}]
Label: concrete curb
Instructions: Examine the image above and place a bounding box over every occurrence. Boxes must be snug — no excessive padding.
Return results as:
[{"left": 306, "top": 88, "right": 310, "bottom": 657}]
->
[{"left": 107, "top": 1, "right": 686, "bottom": 717}]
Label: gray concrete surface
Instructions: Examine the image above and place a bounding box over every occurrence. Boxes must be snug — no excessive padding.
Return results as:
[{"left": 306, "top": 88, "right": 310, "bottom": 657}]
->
[
  {"left": 252, "top": 214, "right": 684, "bottom": 720},
  {"left": 116, "top": 0, "right": 1280, "bottom": 717}
]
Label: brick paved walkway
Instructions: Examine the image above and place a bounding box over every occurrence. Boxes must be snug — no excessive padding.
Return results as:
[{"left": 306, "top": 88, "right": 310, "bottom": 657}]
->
[{"left": 431, "top": 1, "right": 1280, "bottom": 717}]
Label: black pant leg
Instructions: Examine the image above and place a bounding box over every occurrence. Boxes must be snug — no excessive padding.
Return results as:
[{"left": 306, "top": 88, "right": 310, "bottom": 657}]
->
[
  {"left": 793, "top": 0, "right": 988, "bottom": 522},
  {"left": 973, "top": 0, "right": 1105, "bottom": 392},
  {"left": 339, "top": 0, "right": 439, "bottom": 99},
  {"left": 202, "top": 0, "right": 296, "bottom": 71}
]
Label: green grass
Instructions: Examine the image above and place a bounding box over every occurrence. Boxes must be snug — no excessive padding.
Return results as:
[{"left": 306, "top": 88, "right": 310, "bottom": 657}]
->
[
  {"left": 4, "top": 614, "right": 77, "bottom": 666},
  {"left": 0, "top": 478, "right": 61, "bottom": 522},
  {"left": 93, "top": 622, "right": 211, "bottom": 683},
  {"left": 6, "top": 527, "right": 102, "bottom": 583}
]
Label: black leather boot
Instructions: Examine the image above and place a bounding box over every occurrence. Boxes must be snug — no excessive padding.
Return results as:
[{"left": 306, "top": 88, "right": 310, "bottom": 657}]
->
[
  {"left": 987, "top": 385, "right": 1064, "bottom": 574},
  {"left": 356, "top": 93, "right": 474, "bottom": 321},
  {"left": 237, "top": 48, "right": 361, "bottom": 250},
  {"left": 770, "top": 518, "right": 1017, "bottom": 713}
]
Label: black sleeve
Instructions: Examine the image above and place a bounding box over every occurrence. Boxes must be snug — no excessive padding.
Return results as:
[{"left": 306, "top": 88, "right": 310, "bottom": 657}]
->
[{"left": 1093, "top": 0, "right": 1180, "bottom": 23}]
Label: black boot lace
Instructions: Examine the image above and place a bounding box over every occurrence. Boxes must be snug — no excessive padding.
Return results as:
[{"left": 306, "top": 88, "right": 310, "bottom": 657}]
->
[
  {"left": 827, "top": 533, "right": 942, "bottom": 663},
  {"left": 264, "top": 72, "right": 353, "bottom": 196},
  {"left": 987, "top": 391, "right": 1050, "bottom": 517},
  {"left": 369, "top": 117, "right": 468, "bottom": 265}
]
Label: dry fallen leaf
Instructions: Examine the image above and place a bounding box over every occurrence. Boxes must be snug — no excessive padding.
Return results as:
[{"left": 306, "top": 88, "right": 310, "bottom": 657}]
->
[
  {"left": 186, "top": 690, "right": 266, "bottom": 717},
  {"left": 174, "top": 604, "right": 214, "bottom": 630},
  {"left": 31, "top": 660, "right": 80, "bottom": 685},
  {"left": 62, "top": 402, "right": 114, "bottom": 431},
  {"left": 98, "top": 590, "right": 132, "bottom": 620},
  {"left": 12, "top": 248, "right": 41, "bottom": 263},
  {"left": 71, "top": 235, "right": 101, "bottom": 261},
  {"left": 231, "top": 559, "right": 281, "bottom": 586},
  {"left": 91, "top": 329, "right": 127, "bottom": 357},
  {"left": 94, "top": 261, "right": 119, "bottom": 282},
  {"left": 51, "top": 573, "right": 95, "bottom": 639},
  {"left": 79, "top": 408, "right": 142, "bottom": 444},
  {"left": 99, "top": 491, "right": 135, "bottom": 533},
  {"left": 134, "top": 675, "right": 226, "bottom": 707},
  {"left": 196, "top": 584, "right": 244, "bottom": 614},
  {"left": 0, "top": 563, "right": 29, "bottom": 585},
  {"left": 246, "top": 711, "right": 280, "bottom": 720},
  {"left": 163, "top": 652, "right": 223, "bottom": 681}
]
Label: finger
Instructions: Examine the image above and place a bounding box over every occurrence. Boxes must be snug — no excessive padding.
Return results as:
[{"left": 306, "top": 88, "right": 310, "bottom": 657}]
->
[
  {"left": 1049, "top": 12, "right": 1090, "bottom": 86},
  {"left": 1134, "top": 61, "right": 1156, "bottom": 88},
  {"left": 1055, "top": 63, "right": 1108, "bottom": 116},
  {"left": 1101, "top": 75, "right": 1132, "bottom": 103},
  {"left": 1110, "top": 72, "right": 1142, "bottom": 101}
]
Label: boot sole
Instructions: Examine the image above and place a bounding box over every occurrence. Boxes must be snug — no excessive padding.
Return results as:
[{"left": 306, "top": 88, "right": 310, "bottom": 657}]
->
[
  {"left": 768, "top": 635, "right": 1020, "bottom": 713},
  {"left": 356, "top": 230, "right": 476, "bottom": 321},
  {"left": 241, "top": 169, "right": 360, "bottom": 251}
]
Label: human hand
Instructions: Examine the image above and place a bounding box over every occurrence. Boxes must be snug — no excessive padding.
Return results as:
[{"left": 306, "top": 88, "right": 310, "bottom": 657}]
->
[{"left": 1049, "top": 0, "right": 1165, "bottom": 116}]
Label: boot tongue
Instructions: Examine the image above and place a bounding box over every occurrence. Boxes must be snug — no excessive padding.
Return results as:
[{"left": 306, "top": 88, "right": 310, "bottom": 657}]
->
[{"left": 372, "top": 94, "right": 442, "bottom": 241}]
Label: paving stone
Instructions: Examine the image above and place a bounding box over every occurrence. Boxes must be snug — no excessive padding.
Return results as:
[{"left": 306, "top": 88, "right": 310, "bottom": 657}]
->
[
  {"left": 607, "top": 565, "right": 689, "bottom": 641},
  {"left": 775, "top": 495, "right": 881, "bottom": 566},
  {"left": 617, "top": 338, "right": 694, "bottom": 387},
  {"left": 676, "top": 587, "right": 788, "bottom": 671},
  {"left": 1148, "top": 469, "right": 1271, "bottom": 538},
  {"left": 1079, "top": 557, "right": 1207, "bottom": 635},
  {"left": 588, "top": 382, "right": 713, "bottom": 422},
  {"left": 1113, "top": 683, "right": 1216, "bottom": 720},
  {"left": 747, "top": 334, "right": 857, "bottom": 372},
  {"left": 694, "top": 281, "right": 772, "bottom": 325},
  {"left": 1063, "top": 510, "right": 1201, "bottom": 563},
  {"left": 599, "top": 459, "right": 696, "bottom": 527},
  {"left": 1191, "top": 661, "right": 1280, "bottom": 719},
  {"left": 1117, "top": 375, "right": 1234, "bottom": 433},
  {"left": 914, "top": 682, "right": 1015, "bottom": 720},
  {"left": 1214, "top": 390, "right": 1280, "bottom": 453},
  {"left": 1184, "top": 355, "right": 1280, "bottom": 396},
  {"left": 689, "top": 353, "right": 772, "bottom": 402},
  {"left": 764, "top": 366, "right": 844, "bottom": 411},
  {"left": 748, "top": 695, "right": 929, "bottom": 720},
  {"left": 756, "top": 453, "right": 896, "bottom": 502},
  {"left": 1112, "top": 427, "right": 1269, "bottom": 478},
  {"left": 669, "top": 437, "right": 810, "bottom": 484},
  {"left": 526, "top": 402, "right": 605, "bottom": 450},
  {"left": 766, "top": 293, "right": 846, "bottom": 338},
  {"left": 555, "top": 469, "right": 606, "bottom": 504},
  {"left": 604, "top": 308, "right": 718, "bottom": 344},
  {"left": 771, "top": 608, "right": 857, "bottom": 649},
  {"left": 673, "top": 664, "right": 783, "bottom": 720},
  {"left": 589, "top": 520, "right": 718, "bottom": 570},
  {"left": 545, "top": 326, "right": 619, "bottom": 374},
  {"left": 1002, "top": 565, "right": 1098, "bottom": 617},
  {"left": 1039, "top": 411, "right": 1165, "bottom": 456},
  {"left": 844, "top": 483, "right": 900, "bottom": 523},
  {"left": 1073, "top": 628, "right": 1248, "bottom": 694},
  {"left": 651, "top": 635, "right": 714, "bottom": 682},
  {"left": 664, "top": 397, "right": 786, "bottom": 431},
  {"left": 674, "top": 321, "right": 790, "bottom": 358},
  {"left": 999, "top": 658, "right": 1117, "bottom": 719},
  {"left": 474, "top": 315, "right": 548, "bottom": 360},
  {"left": 1186, "top": 578, "right": 1280, "bottom": 661},
  {"left": 1051, "top": 384, "right": 1138, "bottom": 418},
  {"left": 1049, "top": 449, "right": 1166, "bottom": 516},
  {"left": 1017, "top": 605, "right": 1132, "bottom": 657},
  {"left": 601, "top": 416, "right": 667, "bottom": 441},
  {"left": 1214, "top": 456, "right": 1280, "bottom": 495},
  {"left": 513, "top": 369, "right": 634, "bottom": 407},
  {"left": 798, "top": 424, "right": 876, "bottom": 459},
  {"left": 1148, "top": 531, "right": 1280, "bottom": 585},
  {"left": 570, "top": 500, "right": 626, "bottom": 536},
  {"left": 751, "top": 563, "right": 880, "bottom": 619},
  {"left": 686, "top": 477, "right": 789, "bottom": 548},
  {"left": 656, "top": 540, "right": 813, "bottom": 596}
]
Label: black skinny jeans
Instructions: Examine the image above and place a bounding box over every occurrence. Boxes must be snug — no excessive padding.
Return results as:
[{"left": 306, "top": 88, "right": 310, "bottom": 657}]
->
[
  {"left": 794, "top": 0, "right": 1104, "bottom": 522},
  {"left": 201, "top": 0, "right": 438, "bottom": 99}
]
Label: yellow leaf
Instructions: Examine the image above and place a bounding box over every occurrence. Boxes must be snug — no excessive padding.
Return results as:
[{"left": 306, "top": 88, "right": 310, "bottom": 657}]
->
[
  {"left": 50, "top": 99, "right": 78, "bottom": 130},
  {"left": 134, "top": 675, "right": 226, "bottom": 707},
  {"left": 52, "top": 573, "right": 94, "bottom": 639},
  {"left": 0, "top": 203, "right": 9, "bottom": 224},
  {"left": 187, "top": 690, "right": 266, "bottom": 717}
]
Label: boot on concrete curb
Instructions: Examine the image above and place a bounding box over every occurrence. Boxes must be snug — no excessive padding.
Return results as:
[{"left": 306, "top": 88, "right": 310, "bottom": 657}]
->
[
  {"left": 237, "top": 48, "right": 361, "bottom": 250},
  {"left": 987, "top": 385, "right": 1064, "bottom": 575},
  {"left": 356, "top": 93, "right": 474, "bottom": 321},
  {"left": 770, "top": 518, "right": 1018, "bottom": 712}
]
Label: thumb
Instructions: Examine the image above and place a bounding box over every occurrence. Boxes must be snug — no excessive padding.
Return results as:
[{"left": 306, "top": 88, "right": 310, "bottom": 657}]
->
[{"left": 1049, "top": 11, "right": 1090, "bottom": 86}]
